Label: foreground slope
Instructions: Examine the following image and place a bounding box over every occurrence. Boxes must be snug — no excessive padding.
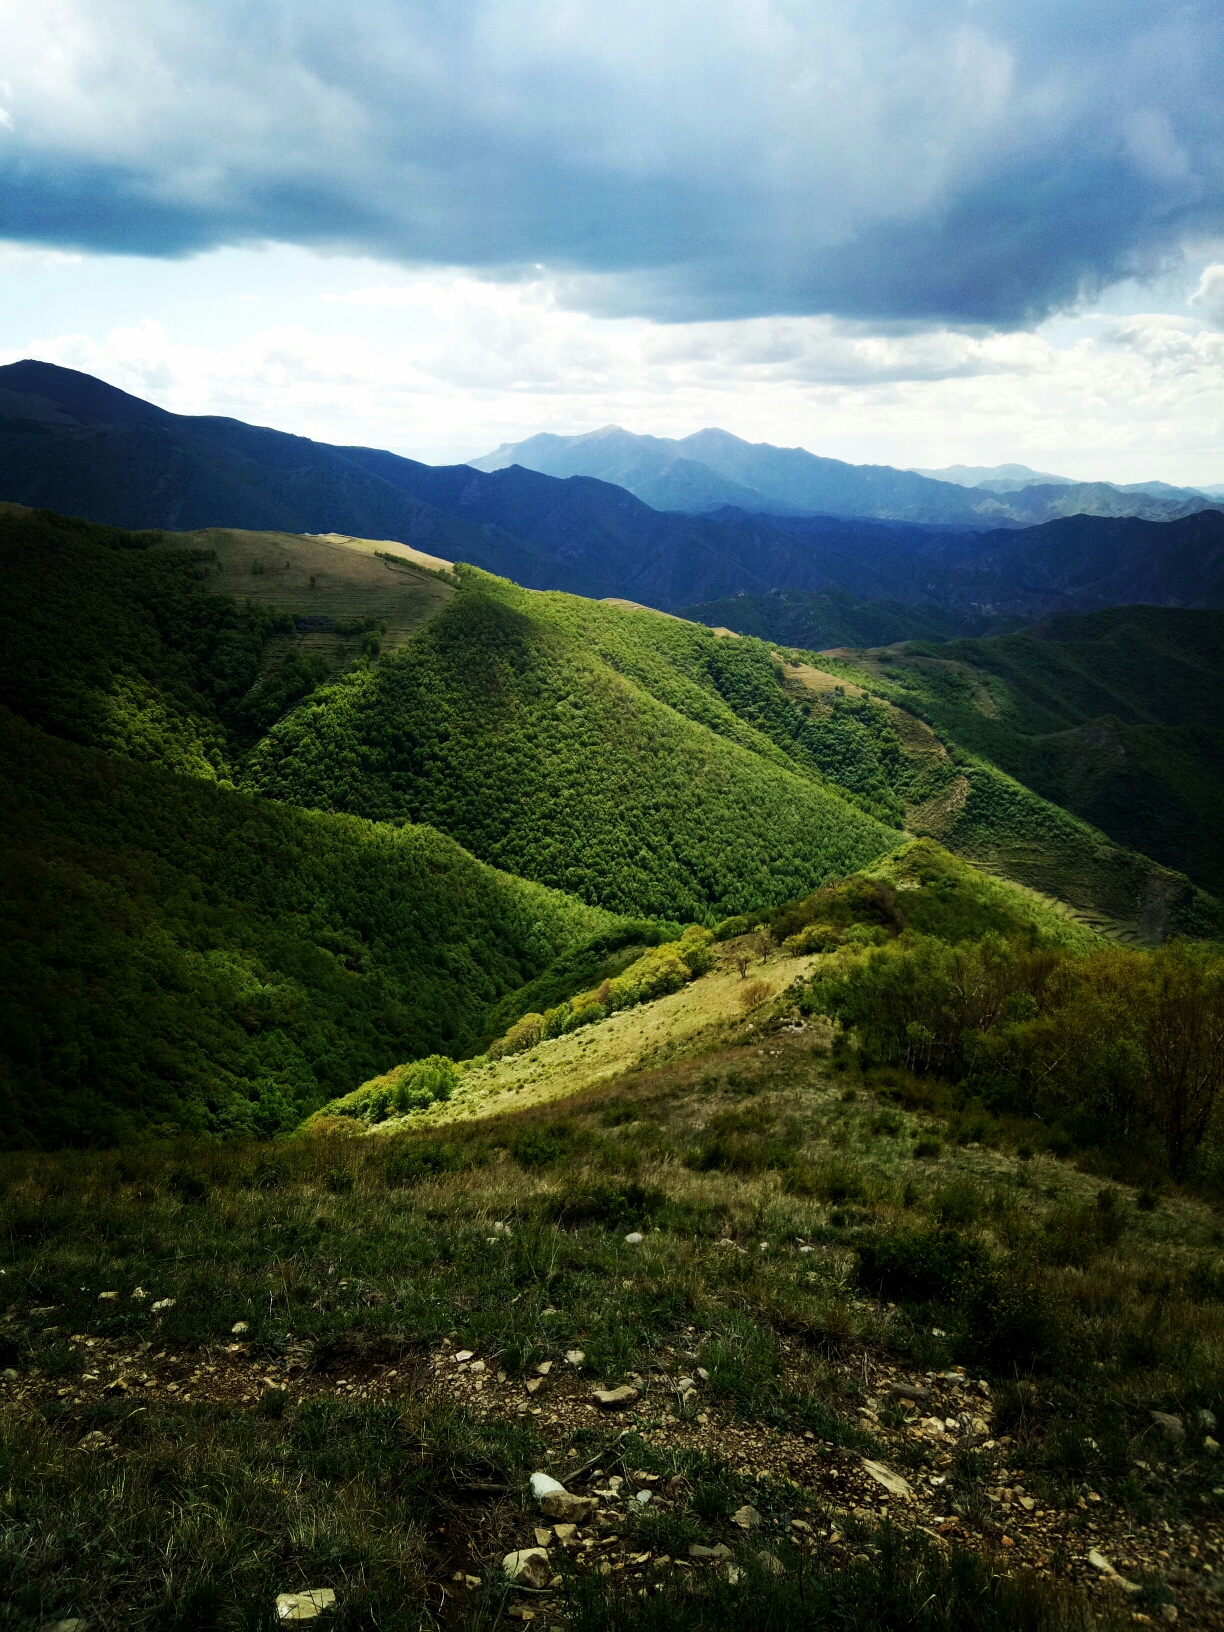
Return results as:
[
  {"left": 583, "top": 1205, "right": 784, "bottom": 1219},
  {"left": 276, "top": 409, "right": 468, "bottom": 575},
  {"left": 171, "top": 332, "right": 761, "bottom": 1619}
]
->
[{"left": 3, "top": 854, "right": 1222, "bottom": 1627}]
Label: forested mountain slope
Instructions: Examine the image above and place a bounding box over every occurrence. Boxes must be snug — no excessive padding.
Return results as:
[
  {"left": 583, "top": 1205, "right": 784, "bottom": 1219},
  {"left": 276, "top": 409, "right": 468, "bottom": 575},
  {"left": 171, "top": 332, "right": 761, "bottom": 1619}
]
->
[
  {"left": 241, "top": 573, "right": 905, "bottom": 920},
  {"left": 0, "top": 711, "right": 617, "bottom": 1149},
  {"left": 823, "top": 607, "right": 1224, "bottom": 899},
  {"left": 3, "top": 506, "right": 1220, "bottom": 1151}
]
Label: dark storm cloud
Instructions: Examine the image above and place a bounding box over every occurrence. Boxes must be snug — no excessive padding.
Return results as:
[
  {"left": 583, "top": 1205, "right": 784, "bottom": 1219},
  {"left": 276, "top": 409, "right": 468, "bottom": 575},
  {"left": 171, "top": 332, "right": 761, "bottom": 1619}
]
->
[{"left": 1, "top": 0, "right": 1221, "bottom": 325}]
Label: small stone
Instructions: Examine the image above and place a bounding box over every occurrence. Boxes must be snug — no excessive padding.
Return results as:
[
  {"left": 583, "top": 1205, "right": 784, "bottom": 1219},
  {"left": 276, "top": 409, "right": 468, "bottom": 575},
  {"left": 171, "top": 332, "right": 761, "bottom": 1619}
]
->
[
  {"left": 455, "top": 1350, "right": 475, "bottom": 1363},
  {"left": 526, "top": 1377, "right": 543, "bottom": 1394},
  {"left": 2, "top": 1368, "right": 18, "bottom": 1380},
  {"left": 758, "top": 1551, "right": 785, "bottom": 1576},
  {"left": 731, "top": 1504, "right": 761, "bottom": 1530},
  {"left": 889, "top": 1383, "right": 930, "bottom": 1403},
  {"left": 862, "top": 1459, "right": 913, "bottom": 1499},
  {"left": 41, "top": 1621, "right": 86, "bottom": 1632},
  {"left": 677, "top": 1376, "right": 695, "bottom": 1391},
  {"left": 530, "top": 1470, "right": 597, "bottom": 1521},
  {"left": 689, "top": 1543, "right": 733, "bottom": 1561},
  {"left": 696, "top": 1366, "right": 710, "bottom": 1381},
  {"left": 920, "top": 1417, "right": 945, "bottom": 1436},
  {"left": 1088, "top": 1549, "right": 1141, "bottom": 1593},
  {"left": 636, "top": 1489, "right": 652, "bottom": 1506},
  {"left": 502, "top": 1548, "right": 551, "bottom": 1588},
  {"left": 1198, "top": 1408, "right": 1218, "bottom": 1433},
  {"left": 151, "top": 1298, "right": 175, "bottom": 1312},
  {"left": 592, "top": 1385, "right": 639, "bottom": 1409},
  {"left": 565, "top": 1349, "right": 585, "bottom": 1366},
  {"left": 624, "top": 1232, "right": 644, "bottom": 1244},
  {"left": 1159, "top": 1607, "right": 1179, "bottom": 1624},
  {"left": 1019, "top": 1496, "right": 1035, "bottom": 1511},
  {"left": 76, "top": 1431, "right": 111, "bottom": 1452},
  {"left": 231, "top": 1322, "right": 249, "bottom": 1335},
  {"left": 97, "top": 1292, "right": 118, "bottom": 1303},
  {"left": 537, "top": 1361, "right": 553, "bottom": 1375},
  {"left": 1151, "top": 1411, "right": 1185, "bottom": 1444},
  {"left": 468, "top": 1358, "right": 486, "bottom": 1374},
  {"left": 1205, "top": 1436, "right": 1219, "bottom": 1455},
  {"left": 534, "top": 1526, "right": 554, "bottom": 1547},
  {"left": 275, "top": 1589, "right": 335, "bottom": 1621},
  {"left": 553, "top": 1524, "right": 578, "bottom": 1546},
  {"left": 130, "top": 1287, "right": 147, "bottom": 1300}
]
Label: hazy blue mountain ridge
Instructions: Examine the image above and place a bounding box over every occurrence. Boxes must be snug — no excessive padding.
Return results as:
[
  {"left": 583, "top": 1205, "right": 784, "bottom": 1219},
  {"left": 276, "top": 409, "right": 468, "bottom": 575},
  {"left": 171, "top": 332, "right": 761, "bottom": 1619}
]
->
[{"left": 472, "top": 424, "right": 1217, "bottom": 524}]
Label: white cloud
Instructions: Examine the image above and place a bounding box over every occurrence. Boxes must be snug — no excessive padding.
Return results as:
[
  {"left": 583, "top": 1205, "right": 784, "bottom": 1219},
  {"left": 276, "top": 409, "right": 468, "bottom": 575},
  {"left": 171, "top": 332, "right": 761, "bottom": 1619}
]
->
[
  {"left": 7, "top": 259, "right": 1223, "bottom": 486},
  {"left": 1189, "top": 263, "right": 1224, "bottom": 328}
]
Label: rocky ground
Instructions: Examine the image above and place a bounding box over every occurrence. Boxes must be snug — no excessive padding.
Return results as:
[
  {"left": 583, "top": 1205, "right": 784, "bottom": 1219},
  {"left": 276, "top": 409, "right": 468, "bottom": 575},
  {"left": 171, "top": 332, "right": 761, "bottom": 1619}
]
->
[{"left": 6, "top": 1304, "right": 1221, "bottom": 1628}]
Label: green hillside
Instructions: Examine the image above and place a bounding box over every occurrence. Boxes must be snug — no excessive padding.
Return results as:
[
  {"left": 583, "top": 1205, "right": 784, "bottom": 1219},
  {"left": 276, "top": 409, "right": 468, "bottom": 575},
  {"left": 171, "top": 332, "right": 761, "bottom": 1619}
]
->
[
  {"left": 682, "top": 584, "right": 1018, "bottom": 648},
  {"left": 824, "top": 607, "right": 1224, "bottom": 899},
  {"left": 0, "top": 707, "right": 615, "bottom": 1149},
  {"left": 243, "top": 573, "right": 905, "bottom": 920}
]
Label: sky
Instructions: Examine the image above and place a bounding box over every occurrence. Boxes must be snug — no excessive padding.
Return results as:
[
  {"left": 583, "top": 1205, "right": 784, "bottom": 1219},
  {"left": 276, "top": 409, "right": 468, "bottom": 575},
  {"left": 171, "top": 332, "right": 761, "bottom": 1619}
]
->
[{"left": 1, "top": 0, "right": 1222, "bottom": 483}]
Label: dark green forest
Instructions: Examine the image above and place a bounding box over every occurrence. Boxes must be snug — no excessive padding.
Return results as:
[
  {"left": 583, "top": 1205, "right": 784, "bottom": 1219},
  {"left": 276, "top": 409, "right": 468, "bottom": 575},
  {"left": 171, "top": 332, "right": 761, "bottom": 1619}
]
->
[
  {"left": 819, "top": 606, "right": 1224, "bottom": 899},
  {"left": 0, "top": 707, "right": 614, "bottom": 1148},
  {"left": 243, "top": 575, "right": 904, "bottom": 918}
]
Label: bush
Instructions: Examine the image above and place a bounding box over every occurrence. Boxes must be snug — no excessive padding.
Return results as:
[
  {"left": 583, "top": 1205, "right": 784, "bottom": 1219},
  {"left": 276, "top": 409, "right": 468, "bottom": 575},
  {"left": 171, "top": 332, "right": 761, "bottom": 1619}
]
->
[
  {"left": 856, "top": 1228, "right": 985, "bottom": 1304},
  {"left": 739, "top": 980, "right": 772, "bottom": 1011},
  {"left": 489, "top": 1015, "right": 544, "bottom": 1060},
  {"left": 537, "top": 1180, "right": 663, "bottom": 1226},
  {"left": 783, "top": 923, "right": 842, "bottom": 957},
  {"left": 378, "top": 1139, "right": 479, "bottom": 1187}
]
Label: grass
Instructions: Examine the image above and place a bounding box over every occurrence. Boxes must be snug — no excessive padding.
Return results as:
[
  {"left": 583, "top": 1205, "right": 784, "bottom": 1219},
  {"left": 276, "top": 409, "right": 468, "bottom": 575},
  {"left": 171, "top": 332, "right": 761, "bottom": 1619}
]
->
[
  {"left": 165, "top": 528, "right": 456, "bottom": 657},
  {"left": 3, "top": 990, "right": 1223, "bottom": 1628}
]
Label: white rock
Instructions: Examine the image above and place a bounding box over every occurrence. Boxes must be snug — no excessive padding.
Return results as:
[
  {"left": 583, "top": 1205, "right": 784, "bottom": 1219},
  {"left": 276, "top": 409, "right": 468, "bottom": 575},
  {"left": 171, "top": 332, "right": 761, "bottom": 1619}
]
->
[
  {"left": 455, "top": 1350, "right": 475, "bottom": 1363},
  {"left": 530, "top": 1472, "right": 567, "bottom": 1501},
  {"left": 731, "top": 1504, "right": 761, "bottom": 1529},
  {"left": 469, "top": 1360, "right": 486, "bottom": 1374},
  {"left": 131, "top": 1287, "right": 147, "bottom": 1300},
  {"left": 565, "top": 1349, "right": 585, "bottom": 1366},
  {"left": 1087, "top": 1550, "right": 1141, "bottom": 1593},
  {"left": 276, "top": 1589, "right": 336, "bottom": 1621},
  {"left": 862, "top": 1459, "right": 913, "bottom": 1499},
  {"left": 530, "top": 1470, "right": 597, "bottom": 1521},
  {"left": 231, "top": 1322, "right": 249, "bottom": 1335},
  {"left": 151, "top": 1298, "right": 175, "bottom": 1313},
  {"left": 536, "top": 1361, "right": 552, "bottom": 1375},
  {"left": 636, "top": 1489, "right": 652, "bottom": 1506},
  {"left": 502, "top": 1548, "right": 551, "bottom": 1588},
  {"left": 624, "top": 1232, "right": 644, "bottom": 1244},
  {"left": 97, "top": 1292, "right": 118, "bottom": 1303}
]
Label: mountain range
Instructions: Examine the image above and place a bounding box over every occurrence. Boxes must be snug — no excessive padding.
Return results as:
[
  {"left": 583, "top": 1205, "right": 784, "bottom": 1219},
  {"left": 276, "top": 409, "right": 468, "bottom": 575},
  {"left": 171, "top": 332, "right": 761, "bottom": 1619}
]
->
[
  {"left": 470, "top": 425, "right": 1219, "bottom": 523},
  {"left": 2, "top": 360, "right": 1222, "bottom": 623}
]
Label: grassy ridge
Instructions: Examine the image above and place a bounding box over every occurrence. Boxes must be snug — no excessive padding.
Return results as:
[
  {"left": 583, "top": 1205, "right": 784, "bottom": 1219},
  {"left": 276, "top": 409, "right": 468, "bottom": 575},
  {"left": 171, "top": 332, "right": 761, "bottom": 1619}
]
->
[
  {"left": 0, "top": 709, "right": 616, "bottom": 1149},
  {"left": 831, "top": 607, "right": 1224, "bottom": 900},
  {"left": 243, "top": 574, "right": 904, "bottom": 920}
]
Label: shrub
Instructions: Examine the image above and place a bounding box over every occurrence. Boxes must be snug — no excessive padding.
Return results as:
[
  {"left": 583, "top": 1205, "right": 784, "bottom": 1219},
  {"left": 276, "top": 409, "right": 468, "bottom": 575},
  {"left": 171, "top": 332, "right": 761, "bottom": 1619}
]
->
[
  {"left": 739, "top": 980, "right": 772, "bottom": 1011},
  {"left": 537, "top": 1180, "right": 662, "bottom": 1226},
  {"left": 489, "top": 1014, "right": 544, "bottom": 1060},
  {"left": 783, "top": 923, "right": 842, "bottom": 957},
  {"left": 856, "top": 1228, "right": 985, "bottom": 1303},
  {"left": 379, "top": 1138, "right": 479, "bottom": 1187}
]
